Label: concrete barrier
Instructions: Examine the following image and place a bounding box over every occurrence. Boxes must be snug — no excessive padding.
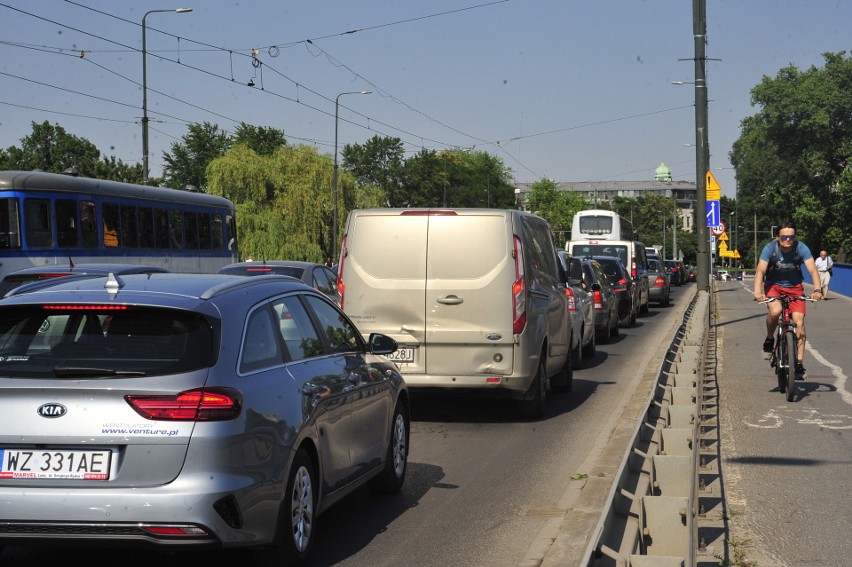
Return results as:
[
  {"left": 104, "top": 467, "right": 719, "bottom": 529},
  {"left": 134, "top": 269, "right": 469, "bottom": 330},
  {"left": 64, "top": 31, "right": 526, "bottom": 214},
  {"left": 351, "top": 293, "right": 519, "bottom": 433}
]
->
[{"left": 583, "top": 289, "right": 709, "bottom": 566}]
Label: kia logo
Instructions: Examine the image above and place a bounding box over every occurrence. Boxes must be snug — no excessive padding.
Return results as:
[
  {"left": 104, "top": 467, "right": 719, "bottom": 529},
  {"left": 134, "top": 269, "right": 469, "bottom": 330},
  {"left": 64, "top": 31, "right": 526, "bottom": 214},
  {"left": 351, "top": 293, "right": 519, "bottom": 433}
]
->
[{"left": 37, "top": 403, "right": 67, "bottom": 418}]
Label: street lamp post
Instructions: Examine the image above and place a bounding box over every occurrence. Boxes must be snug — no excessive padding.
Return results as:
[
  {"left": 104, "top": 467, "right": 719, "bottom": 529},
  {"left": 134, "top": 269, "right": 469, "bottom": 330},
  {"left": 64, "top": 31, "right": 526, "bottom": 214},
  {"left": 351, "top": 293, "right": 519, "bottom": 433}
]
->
[
  {"left": 332, "top": 90, "right": 371, "bottom": 263},
  {"left": 142, "top": 8, "right": 192, "bottom": 184}
]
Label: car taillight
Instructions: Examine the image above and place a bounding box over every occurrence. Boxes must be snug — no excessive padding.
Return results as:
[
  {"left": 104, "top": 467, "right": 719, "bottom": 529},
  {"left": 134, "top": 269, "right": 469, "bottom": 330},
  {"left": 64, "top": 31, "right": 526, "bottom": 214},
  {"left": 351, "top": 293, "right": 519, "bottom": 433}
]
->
[
  {"left": 125, "top": 388, "right": 242, "bottom": 421},
  {"left": 565, "top": 286, "right": 577, "bottom": 312},
  {"left": 593, "top": 290, "right": 603, "bottom": 310},
  {"left": 654, "top": 276, "right": 666, "bottom": 287},
  {"left": 512, "top": 235, "right": 526, "bottom": 334},
  {"left": 336, "top": 236, "right": 347, "bottom": 309},
  {"left": 614, "top": 278, "right": 627, "bottom": 292}
]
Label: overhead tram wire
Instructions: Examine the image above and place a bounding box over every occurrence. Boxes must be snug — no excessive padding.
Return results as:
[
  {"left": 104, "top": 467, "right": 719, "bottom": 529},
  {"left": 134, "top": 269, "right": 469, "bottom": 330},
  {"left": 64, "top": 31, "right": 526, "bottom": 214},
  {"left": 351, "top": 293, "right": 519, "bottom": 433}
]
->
[
  {"left": 55, "top": 0, "right": 498, "bottom": 150},
  {"left": 6, "top": 3, "right": 472, "bottom": 157}
]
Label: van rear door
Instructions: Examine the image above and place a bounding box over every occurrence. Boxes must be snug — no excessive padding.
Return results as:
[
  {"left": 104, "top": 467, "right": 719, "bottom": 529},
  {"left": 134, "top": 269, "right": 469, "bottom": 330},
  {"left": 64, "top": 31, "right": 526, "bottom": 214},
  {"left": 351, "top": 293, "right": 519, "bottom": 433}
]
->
[
  {"left": 423, "top": 211, "right": 514, "bottom": 377},
  {"left": 342, "top": 211, "right": 429, "bottom": 372}
]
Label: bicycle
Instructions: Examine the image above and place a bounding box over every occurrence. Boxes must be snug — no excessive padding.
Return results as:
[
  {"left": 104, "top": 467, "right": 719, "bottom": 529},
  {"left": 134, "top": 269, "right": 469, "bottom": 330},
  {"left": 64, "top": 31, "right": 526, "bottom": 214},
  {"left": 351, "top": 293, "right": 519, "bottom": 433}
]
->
[{"left": 758, "top": 295, "right": 817, "bottom": 402}]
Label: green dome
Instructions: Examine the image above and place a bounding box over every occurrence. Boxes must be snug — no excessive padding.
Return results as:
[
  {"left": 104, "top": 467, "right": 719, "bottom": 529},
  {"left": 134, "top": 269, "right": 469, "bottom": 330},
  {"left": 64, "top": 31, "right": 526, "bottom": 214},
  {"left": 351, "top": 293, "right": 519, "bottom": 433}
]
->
[{"left": 655, "top": 162, "right": 672, "bottom": 181}]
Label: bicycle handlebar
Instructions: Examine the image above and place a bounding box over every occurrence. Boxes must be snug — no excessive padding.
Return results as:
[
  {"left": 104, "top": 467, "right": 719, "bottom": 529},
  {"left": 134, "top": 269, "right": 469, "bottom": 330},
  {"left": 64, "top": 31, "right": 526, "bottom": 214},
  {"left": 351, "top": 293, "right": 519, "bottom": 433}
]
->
[{"left": 757, "top": 296, "right": 818, "bottom": 305}]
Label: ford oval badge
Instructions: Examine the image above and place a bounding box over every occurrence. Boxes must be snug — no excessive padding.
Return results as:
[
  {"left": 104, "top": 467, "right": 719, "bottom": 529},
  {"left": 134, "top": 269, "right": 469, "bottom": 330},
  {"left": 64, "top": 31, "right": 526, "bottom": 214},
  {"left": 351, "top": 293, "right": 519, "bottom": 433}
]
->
[
  {"left": 486, "top": 333, "right": 502, "bottom": 341},
  {"left": 37, "top": 403, "right": 67, "bottom": 418}
]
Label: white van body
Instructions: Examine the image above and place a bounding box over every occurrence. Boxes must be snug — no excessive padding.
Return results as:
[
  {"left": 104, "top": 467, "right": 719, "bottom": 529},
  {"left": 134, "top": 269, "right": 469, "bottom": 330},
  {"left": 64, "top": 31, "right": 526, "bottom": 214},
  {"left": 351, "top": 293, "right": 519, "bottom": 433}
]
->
[{"left": 338, "top": 208, "right": 573, "bottom": 417}]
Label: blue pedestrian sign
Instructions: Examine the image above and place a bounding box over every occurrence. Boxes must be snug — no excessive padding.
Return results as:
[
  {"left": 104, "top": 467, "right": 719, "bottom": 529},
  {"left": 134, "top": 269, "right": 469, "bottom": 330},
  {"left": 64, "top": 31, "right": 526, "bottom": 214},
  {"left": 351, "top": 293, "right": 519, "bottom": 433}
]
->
[{"left": 706, "top": 200, "right": 720, "bottom": 227}]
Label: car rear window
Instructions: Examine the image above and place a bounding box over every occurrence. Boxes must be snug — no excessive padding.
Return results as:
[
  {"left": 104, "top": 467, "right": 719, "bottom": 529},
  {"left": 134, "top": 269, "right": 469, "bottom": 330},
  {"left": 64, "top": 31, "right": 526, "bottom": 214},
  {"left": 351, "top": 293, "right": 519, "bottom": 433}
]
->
[
  {"left": 221, "top": 265, "right": 304, "bottom": 278},
  {"left": 0, "top": 306, "right": 214, "bottom": 378},
  {"left": 572, "top": 244, "right": 628, "bottom": 267}
]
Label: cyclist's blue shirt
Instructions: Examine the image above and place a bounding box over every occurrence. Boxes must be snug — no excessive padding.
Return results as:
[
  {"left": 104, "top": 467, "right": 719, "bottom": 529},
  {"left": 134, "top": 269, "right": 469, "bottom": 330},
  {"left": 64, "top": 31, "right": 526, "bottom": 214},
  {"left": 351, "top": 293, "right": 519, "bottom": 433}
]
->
[{"left": 760, "top": 240, "right": 813, "bottom": 287}]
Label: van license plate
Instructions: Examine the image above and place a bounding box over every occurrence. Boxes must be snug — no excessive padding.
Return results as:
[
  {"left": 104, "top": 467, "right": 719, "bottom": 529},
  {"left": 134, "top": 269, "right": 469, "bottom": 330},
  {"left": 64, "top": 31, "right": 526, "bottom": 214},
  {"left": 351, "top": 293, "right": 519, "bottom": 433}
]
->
[
  {"left": 0, "top": 449, "right": 111, "bottom": 480},
  {"left": 386, "top": 348, "right": 414, "bottom": 363}
]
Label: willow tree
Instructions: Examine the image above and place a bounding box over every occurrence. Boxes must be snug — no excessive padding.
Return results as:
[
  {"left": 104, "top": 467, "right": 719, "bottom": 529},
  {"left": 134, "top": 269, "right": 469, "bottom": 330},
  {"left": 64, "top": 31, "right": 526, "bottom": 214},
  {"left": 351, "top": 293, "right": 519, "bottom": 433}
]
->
[{"left": 207, "top": 143, "right": 365, "bottom": 263}]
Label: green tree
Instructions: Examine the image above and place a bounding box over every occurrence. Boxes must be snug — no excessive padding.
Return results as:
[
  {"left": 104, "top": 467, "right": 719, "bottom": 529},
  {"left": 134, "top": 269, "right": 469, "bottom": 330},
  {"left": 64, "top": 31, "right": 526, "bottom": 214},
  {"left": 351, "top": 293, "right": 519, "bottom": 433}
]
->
[
  {"left": 526, "top": 178, "right": 588, "bottom": 242},
  {"left": 0, "top": 121, "right": 102, "bottom": 175},
  {"left": 399, "top": 149, "right": 445, "bottom": 207},
  {"left": 233, "top": 123, "right": 287, "bottom": 156},
  {"left": 342, "top": 135, "right": 405, "bottom": 206},
  {"left": 730, "top": 51, "right": 852, "bottom": 262},
  {"left": 207, "top": 143, "right": 360, "bottom": 263},
  {"left": 162, "top": 122, "right": 230, "bottom": 191}
]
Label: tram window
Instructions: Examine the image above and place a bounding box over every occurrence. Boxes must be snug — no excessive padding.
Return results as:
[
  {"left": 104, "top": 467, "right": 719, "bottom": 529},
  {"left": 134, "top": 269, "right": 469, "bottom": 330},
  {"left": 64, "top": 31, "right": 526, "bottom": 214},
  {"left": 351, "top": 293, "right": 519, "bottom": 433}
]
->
[
  {"left": 184, "top": 211, "right": 199, "bottom": 249},
  {"left": 169, "top": 209, "right": 184, "bottom": 249},
  {"left": 24, "top": 199, "right": 53, "bottom": 248},
  {"left": 212, "top": 214, "right": 224, "bottom": 250},
  {"left": 103, "top": 203, "right": 120, "bottom": 247},
  {"left": 155, "top": 209, "right": 170, "bottom": 249},
  {"left": 121, "top": 205, "right": 139, "bottom": 248},
  {"left": 198, "top": 212, "right": 212, "bottom": 249},
  {"left": 81, "top": 201, "right": 97, "bottom": 248},
  {"left": 139, "top": 207, "right": 155, "bottom": 248},
  {"left": 56, "top": 199, "right": 79, "bottom": 248},
  {"left": 1, "top": 198, "right": 22, "bottom": 249}
]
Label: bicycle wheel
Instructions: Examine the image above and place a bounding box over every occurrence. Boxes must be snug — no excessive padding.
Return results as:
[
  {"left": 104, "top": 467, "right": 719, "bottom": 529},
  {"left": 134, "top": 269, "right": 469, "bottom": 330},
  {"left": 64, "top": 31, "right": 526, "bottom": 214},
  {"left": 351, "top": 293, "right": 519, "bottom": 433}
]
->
[
  {"left": 774, "top": 335, "right": 786, "bottom": 393},
  {"left": 785, "top": 331, "right": 797, "bottom": 402}
]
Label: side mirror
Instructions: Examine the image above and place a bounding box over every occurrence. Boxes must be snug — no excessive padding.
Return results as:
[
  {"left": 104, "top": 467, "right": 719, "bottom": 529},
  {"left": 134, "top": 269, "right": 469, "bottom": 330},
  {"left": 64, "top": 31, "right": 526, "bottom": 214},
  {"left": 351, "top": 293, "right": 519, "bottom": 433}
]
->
[{"left": 369, "top": 333, "right": 398, "bottom": 355}]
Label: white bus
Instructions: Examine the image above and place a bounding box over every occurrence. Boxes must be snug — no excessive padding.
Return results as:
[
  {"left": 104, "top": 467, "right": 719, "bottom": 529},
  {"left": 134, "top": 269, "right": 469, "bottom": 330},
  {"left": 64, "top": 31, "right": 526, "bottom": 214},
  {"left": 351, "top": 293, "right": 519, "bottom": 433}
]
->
[{"left": 569, "top": 209, "right": 634, "bottom": 242}]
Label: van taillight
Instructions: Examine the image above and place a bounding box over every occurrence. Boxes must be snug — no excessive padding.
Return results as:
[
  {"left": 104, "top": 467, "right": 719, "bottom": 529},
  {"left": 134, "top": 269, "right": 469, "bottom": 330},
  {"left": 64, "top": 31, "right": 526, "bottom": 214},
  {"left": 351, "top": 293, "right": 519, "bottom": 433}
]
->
[
  {"left": 631, "top": 259, "right": 637, "bottom": 278},
  {"left": 512, "top": 235, "right": 526, "bottom": 334},
  {"left": 336, "top": 236, "right": 347, "bottom": 309},
  {"left": 593, "top": 290, "right": 603, "bottom": 310},
  {"left": 565, "top": 287, "right": 577, "bottom": 312},
  {"left": 125, "top": 388, "right": 242, "bottom": 421}
]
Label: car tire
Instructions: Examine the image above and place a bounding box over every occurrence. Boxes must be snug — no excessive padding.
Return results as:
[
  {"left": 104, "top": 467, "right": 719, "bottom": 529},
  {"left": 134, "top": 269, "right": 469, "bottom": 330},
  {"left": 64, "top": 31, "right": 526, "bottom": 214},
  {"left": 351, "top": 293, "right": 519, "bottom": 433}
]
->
[
  {"left": 659, "top": 294, "right": 669, "bottom": 307},
  {"left": 582, "top": 328, "right": 596, "bottom": 359},
  {"left": 518, "top": 360, "right": 547, "bottom": 419},
  {"left": 368, "top": 401, "right": 410, "bottom": 494},
  {"left": 552, "top": 348, "right": 574, "bottom": 393},
  {"left": 255, "top": 448, "right": 316, "bottom": 567},
  {"left": 572, "top": 330, "right": 583, "bottom": 369},
  {"left": 629, "top": 302, "right": 637, "bottom": 326},
  {"left": 609, "top": 312, "right": 619, "bottom": 338}
]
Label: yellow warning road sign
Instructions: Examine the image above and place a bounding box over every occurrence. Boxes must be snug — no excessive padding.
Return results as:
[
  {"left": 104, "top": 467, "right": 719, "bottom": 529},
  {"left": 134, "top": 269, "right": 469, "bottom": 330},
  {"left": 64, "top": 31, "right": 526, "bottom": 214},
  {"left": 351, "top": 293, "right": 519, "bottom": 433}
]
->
[{"left": 706, "top": 170, "right": 721, "bottom": 201}]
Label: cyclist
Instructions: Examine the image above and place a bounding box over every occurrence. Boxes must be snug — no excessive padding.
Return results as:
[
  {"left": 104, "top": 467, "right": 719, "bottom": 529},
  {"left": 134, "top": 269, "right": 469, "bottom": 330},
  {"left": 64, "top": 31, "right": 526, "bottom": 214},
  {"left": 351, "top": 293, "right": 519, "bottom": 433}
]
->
[{"left": 753, "top": 223, "right": 823, "bottom": 379}]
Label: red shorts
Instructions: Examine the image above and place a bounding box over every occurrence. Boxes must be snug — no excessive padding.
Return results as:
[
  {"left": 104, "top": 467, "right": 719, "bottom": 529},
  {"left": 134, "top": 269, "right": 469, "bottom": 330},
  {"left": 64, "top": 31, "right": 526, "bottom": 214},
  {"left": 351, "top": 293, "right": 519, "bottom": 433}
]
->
[{"left": 764, "top": 283, "right": 806, "bottom": 314}]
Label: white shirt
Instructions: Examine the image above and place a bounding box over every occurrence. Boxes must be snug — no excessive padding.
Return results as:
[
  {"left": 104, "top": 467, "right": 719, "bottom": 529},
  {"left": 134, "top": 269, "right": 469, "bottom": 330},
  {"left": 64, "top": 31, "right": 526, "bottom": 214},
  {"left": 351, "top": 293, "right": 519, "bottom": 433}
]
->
[{"left": 815, "top": 256, "right": 833, "bottom": 272}]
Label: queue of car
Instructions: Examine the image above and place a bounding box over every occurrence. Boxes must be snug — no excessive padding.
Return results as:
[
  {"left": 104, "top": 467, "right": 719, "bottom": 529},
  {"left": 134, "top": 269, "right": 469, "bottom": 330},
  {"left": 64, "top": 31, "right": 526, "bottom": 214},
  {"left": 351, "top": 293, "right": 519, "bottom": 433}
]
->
[{"left": 0, "top": 208, "right": 692, "bottom": 563}]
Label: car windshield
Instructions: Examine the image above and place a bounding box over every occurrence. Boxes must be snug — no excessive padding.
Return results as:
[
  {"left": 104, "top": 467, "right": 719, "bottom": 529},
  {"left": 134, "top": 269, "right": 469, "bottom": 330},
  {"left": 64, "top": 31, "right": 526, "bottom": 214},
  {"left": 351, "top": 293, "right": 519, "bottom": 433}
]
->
[{"left": 0, "top": 306, "right": 214, "bottom": 378}]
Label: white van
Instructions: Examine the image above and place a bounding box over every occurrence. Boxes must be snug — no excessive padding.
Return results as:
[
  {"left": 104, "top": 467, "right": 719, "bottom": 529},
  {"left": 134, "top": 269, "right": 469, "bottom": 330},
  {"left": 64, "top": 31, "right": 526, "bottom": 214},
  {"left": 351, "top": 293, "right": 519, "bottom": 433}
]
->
[{"left": 338, "top": 208, "right": 573, "bottom": 418}]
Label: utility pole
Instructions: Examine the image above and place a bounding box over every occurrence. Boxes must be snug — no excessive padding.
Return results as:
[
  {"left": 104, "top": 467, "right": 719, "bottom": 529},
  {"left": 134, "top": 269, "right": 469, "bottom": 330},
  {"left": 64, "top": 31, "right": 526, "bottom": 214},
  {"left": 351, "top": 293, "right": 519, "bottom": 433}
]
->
[{"left": 693, "top": 0, "right": 710, "bottom": 291}]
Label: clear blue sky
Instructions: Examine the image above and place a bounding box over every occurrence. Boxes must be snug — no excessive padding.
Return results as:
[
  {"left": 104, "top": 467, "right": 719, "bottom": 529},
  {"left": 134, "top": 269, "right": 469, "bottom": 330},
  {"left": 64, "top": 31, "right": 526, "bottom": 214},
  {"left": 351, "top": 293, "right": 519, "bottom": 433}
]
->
[{"left": 1, "top": 1, "right": 850, "bottom": 198}]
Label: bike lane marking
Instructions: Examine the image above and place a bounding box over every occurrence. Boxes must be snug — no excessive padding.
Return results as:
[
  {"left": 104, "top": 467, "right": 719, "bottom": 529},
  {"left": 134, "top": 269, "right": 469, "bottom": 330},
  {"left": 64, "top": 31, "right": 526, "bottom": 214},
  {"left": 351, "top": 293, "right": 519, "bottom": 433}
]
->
[{"left": 807, "top": 343, "right": 852, "bottom": 407}]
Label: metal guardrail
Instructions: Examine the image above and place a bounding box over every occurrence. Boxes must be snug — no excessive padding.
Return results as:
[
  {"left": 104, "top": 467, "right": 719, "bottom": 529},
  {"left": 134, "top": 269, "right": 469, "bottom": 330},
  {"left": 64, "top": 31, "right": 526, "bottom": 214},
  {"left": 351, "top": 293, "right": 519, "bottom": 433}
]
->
[{"left": 581, "top": 289, "right": 712, "bottom": 567}]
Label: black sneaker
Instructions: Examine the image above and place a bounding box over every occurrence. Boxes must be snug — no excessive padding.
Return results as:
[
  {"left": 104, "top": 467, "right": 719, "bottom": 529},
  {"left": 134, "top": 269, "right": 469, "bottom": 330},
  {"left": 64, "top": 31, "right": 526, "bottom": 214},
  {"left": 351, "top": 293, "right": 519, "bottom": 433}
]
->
[
  {"left": 762, "top": 337, "right": 774, "bottom": 353},
  {"left": 795, "top": 364, "right": 806, "bottom": 381}
]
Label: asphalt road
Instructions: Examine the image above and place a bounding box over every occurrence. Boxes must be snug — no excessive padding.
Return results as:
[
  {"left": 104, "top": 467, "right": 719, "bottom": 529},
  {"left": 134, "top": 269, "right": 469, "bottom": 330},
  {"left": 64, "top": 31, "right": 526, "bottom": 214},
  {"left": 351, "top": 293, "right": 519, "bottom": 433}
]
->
[
  {"left": 0, "top": 284, "right": 695, "bottom": 567},
  {"left": 714, "top": 279, "right": 852, "bottom": 566}
]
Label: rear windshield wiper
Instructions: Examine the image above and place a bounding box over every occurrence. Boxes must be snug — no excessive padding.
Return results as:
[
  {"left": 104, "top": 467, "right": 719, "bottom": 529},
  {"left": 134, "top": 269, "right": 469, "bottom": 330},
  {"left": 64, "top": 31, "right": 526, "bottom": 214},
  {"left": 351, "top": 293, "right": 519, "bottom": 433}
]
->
[{"left": 53, "top": 366, "right": 147, "bottom": 378}]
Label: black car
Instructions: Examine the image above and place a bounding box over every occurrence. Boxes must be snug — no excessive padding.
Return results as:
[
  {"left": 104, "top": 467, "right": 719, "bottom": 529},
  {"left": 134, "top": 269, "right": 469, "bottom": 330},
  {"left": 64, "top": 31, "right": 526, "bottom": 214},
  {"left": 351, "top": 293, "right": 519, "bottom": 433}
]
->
[
  {"left": 593, "top": 255, "right": 638, "bottom": 327},
  {"left": 219, "top": 260, "right": 340, "bottom": 304},
  {"left": 0, "top": 263, "right": 169, "bottom": 297},
  {"left": 570, "top": 256, "right": 619, "bottom": 343}
]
